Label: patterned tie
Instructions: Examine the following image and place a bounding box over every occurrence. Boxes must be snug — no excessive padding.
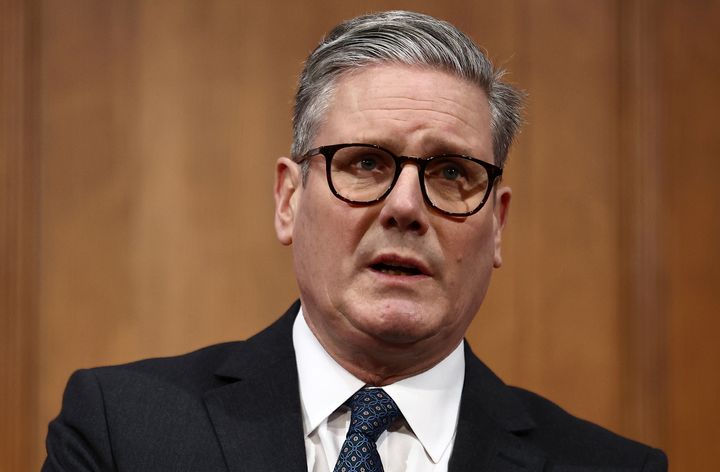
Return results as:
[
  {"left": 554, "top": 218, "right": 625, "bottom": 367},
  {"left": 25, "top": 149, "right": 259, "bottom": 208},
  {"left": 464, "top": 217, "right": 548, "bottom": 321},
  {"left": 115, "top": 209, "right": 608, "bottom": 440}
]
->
[{"left": 333, "top": 387, "right": 401, "bottom": 472}]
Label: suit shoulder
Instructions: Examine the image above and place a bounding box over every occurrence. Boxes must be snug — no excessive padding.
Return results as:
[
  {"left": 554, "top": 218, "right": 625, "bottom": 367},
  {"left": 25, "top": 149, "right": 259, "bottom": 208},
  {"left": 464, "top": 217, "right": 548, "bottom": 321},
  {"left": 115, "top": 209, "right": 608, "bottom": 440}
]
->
[
  {"left": 88, "top": 341, "right": 244, "bottom": 394},
  {"left": 509, "top": 386, "right": 667, "bottom": 469}
]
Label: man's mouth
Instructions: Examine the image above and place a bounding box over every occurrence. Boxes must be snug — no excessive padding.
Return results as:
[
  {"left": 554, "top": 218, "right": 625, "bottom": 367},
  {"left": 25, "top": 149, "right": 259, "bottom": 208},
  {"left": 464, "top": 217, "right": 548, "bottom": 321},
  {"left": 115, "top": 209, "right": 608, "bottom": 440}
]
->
[
  {"left": 371, "top": 262, "right": 424, "bottom": 276},
  {"left": 368, "top": 254, "right": 431, "bottom": 277}
]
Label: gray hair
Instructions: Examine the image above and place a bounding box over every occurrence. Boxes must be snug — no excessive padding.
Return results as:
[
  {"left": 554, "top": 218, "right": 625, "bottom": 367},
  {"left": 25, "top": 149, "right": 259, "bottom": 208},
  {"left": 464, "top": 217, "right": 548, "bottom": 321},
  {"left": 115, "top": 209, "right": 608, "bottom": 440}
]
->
[{"left": 292, "top": 10, "right": 524, "bottom": 169}]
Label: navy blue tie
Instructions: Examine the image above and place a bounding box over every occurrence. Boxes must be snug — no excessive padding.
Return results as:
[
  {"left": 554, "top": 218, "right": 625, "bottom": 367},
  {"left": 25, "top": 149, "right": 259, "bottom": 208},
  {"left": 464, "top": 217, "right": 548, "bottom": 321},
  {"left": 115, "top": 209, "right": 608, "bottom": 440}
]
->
[{"left": 333, "top": 387, "right": 401, "bottom": 472}]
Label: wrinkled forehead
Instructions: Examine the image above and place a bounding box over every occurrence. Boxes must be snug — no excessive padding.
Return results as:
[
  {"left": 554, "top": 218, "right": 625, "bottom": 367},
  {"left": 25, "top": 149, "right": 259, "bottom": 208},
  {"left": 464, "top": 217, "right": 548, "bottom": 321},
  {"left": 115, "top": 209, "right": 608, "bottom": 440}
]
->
[{"left": 314, "top": 64, "right": 493, "bottom": 159}]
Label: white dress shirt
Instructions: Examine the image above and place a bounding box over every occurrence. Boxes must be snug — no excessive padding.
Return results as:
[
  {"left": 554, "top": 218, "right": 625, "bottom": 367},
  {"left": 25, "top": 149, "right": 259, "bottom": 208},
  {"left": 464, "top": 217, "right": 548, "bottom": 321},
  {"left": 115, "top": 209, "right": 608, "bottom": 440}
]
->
[{"left": 293, "top": 307, "right": 465, "bottom": 472}]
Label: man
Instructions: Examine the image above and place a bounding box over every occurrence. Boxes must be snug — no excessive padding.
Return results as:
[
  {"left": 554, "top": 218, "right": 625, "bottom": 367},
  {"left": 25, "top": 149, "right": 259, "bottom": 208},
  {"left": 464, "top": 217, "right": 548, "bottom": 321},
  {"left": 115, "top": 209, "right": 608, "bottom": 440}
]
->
[{"left": 44, "top": 11, "right": 667, "bottom": 472}]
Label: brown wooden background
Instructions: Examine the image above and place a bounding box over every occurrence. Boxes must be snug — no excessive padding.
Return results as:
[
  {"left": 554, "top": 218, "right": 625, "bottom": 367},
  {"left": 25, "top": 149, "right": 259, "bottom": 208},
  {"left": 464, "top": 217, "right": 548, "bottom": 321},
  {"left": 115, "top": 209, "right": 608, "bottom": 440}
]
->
[{"left": 2, "top": 0, "right": 719, "bottom": 470}]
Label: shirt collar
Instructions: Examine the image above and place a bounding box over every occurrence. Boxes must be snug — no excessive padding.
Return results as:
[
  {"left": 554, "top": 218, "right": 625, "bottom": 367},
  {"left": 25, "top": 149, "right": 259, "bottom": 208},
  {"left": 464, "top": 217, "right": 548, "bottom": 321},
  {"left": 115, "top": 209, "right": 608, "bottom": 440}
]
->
[{"left": 293, "top": 306, "right": 465, "bottom": 463}]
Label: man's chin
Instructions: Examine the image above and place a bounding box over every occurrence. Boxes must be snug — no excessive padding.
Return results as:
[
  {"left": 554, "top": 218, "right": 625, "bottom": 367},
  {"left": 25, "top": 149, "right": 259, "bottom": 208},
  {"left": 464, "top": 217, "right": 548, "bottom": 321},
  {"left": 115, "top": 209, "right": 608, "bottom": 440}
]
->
[
  {"left": 345, "top": 308, "right": 440, "bottom": 347},
  {"left": 368, "top": 328, "right": 433, "bottom": 346}
]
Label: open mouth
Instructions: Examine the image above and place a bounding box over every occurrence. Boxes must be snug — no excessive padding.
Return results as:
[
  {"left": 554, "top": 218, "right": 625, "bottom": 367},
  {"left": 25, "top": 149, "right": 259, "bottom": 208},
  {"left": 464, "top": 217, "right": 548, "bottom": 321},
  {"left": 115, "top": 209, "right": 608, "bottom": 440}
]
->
[{"left": 371, "top": 262, "right": 424, "bottom": 276}]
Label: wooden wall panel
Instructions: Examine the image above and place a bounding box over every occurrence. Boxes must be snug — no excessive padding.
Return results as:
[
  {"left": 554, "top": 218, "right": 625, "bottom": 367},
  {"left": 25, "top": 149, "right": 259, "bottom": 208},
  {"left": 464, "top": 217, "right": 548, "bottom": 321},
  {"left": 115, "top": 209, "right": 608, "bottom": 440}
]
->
[
  {"left": 477, "top": 0, "right": 625, "bottom": 431},
  {"left": 34, "top": 1, "right": 300, "bottom": 465},
  {"left": 617, "top": 0, "right": 666, "bottom": 447},
  {"left": 0, "top": 0, "right": 38, "bottom": 470},
  {"left": 2, "top": 0, "right": 717, "bottom": 470},
  {"left": 661, "top": 2, "right": 720, "bottom": 470}
]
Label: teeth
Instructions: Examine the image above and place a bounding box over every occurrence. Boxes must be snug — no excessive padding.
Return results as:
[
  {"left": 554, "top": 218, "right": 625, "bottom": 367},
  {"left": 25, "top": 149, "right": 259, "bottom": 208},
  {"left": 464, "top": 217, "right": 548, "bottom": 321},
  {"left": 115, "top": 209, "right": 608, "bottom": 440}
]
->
[{"left": 375, "top": 263, "right": 422, "bottom": 276}]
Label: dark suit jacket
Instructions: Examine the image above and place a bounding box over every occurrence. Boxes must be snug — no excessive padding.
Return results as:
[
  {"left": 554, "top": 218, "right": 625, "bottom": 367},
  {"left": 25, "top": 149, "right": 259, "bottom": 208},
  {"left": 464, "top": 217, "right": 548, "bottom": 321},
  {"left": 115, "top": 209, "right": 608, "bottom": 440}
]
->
[{"left": 43, "top": 301, "right": 667, "bottom": 471}]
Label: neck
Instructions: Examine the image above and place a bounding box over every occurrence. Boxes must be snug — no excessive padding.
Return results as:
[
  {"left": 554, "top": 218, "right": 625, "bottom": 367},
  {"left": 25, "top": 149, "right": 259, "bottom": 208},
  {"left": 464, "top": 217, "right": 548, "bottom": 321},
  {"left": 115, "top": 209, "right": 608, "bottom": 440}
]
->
[
  {"left": 298, "top": 301, "right": 466, "bottom": 386},
  {"left": 316, "top": 329, "right": 461, "bottom": 386},
  {"left": 333, "top": 354, "right": 439, "bottom": 386}
]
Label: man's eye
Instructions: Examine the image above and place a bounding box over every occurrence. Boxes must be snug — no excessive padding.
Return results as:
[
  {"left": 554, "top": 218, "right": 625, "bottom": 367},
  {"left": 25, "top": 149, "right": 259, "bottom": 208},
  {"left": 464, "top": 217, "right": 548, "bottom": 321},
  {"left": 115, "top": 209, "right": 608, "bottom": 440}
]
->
[
  {"left": 352, "top": 153, "right": 392, "bottom": 172},
  {"left": 359, "top": 157, "right": 378, "bottom": 170},
  {"left": 440, "top": 164, "right": 465, "bottom": 180}
]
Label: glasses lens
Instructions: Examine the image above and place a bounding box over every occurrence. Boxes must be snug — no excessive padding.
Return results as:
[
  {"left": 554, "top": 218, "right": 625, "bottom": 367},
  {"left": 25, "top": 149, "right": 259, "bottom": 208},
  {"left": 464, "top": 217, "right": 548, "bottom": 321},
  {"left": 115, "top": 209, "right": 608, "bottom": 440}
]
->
[
  {"left": 330, "top": 146, "right": 395, "bottom": 202},
  {"left": 424, "top": 156, "right": 490, "bottom": 214}
]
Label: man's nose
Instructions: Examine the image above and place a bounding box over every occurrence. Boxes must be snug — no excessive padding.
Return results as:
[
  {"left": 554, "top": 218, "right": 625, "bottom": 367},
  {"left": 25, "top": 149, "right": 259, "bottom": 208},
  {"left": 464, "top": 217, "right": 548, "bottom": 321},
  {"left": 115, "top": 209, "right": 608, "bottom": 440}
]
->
[{"left": 378, "top": 164, "right": 430, "bottom": 234}]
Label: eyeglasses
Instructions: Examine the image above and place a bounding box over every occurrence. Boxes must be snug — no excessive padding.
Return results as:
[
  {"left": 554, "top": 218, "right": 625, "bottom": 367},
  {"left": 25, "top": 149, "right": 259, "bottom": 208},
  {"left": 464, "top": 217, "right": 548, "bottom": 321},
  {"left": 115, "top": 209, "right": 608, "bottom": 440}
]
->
[{"left": 298, "top": 143, "right": 503, "bottom": 217}]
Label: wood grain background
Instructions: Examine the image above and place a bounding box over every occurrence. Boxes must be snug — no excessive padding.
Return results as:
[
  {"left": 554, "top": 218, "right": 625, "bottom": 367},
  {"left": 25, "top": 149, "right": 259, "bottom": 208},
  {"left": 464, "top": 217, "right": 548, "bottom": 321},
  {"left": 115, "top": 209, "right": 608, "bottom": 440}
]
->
[{"left": 2, "top": 0, "right": 719, "bottom": 470}]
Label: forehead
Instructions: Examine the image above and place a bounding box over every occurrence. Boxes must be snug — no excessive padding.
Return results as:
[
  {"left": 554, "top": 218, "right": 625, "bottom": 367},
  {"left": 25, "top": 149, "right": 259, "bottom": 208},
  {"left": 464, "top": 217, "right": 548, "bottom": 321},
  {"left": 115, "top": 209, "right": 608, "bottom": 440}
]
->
[{"left": 316, "top": 64, "right": 492, "bottom": 159}]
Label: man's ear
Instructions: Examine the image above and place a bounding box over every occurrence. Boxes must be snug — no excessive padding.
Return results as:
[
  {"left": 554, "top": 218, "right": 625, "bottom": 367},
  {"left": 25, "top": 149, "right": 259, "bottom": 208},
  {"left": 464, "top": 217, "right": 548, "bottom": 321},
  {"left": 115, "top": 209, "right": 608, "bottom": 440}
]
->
[
  {"left": 493, "top": 186, "right": 511, "bottom": 268},
  {"left": 274, "top": 157, "right": 301, "bottom": 245}
]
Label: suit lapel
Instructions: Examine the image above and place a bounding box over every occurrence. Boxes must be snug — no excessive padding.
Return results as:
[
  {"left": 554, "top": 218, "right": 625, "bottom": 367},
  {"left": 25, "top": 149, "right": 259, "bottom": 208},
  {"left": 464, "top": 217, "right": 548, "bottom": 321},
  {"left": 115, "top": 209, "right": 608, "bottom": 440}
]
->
[
  {"left": 203, "top": 302, "right": 307, "bottom": 472},
  {"left": 449, "top": 344, "right": 546, "bottom": 472},
  {"left": 201, "top": 305, "right": 547, "bottom": 472}
]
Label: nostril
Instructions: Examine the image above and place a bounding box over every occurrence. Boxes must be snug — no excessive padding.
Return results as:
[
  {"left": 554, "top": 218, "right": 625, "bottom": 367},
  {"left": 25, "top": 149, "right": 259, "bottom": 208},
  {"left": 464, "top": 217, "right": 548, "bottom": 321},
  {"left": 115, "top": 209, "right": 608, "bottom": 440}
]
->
[
  {"left": 407, "top": 221, "right": 422, "bottom": 232},
  {"left": 381, "top": 215, "right": 424, "bottom": 233}
]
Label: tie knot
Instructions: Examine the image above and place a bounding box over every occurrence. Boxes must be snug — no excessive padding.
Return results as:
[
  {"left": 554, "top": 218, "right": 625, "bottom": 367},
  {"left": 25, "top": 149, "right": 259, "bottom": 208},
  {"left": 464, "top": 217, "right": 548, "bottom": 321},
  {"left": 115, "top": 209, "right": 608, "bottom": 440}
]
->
[{"left": 346, "top": 387, "right": 400, "bottom": 442}]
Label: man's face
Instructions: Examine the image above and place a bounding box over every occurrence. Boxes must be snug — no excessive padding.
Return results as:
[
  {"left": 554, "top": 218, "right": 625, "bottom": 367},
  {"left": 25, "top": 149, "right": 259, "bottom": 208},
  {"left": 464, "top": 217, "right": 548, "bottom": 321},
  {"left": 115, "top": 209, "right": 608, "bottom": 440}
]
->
[{"left": 275, "top": 64, "right": 510, "bottom": 371}]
